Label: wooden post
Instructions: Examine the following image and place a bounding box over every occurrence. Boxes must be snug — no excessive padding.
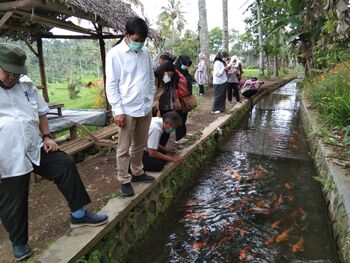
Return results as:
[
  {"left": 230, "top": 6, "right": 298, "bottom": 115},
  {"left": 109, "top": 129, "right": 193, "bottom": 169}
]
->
[
  {"left": 37, "top": 37, "right": 49, "bottom": 102},
  {"left": 97, "top": 25, "right": 109, "bottom": 111}
]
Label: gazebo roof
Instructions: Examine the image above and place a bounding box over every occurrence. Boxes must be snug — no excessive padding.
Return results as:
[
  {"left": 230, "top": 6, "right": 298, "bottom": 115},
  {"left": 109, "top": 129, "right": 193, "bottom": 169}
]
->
[{"left": 0, "top": 0, "right": 162, "bottom": 43}]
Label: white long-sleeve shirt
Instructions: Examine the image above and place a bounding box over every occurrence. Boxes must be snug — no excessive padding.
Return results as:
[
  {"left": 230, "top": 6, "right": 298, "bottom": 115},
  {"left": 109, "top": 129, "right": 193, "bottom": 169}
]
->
[
  {"left": 0, "top": 76, "right": 49, "bottom": 178},
  {"left": 105, "top": 39, "right": 155, "bottom": 117},
  {"left": 213, "top": 60, "right": 227, "bottom": 85}
]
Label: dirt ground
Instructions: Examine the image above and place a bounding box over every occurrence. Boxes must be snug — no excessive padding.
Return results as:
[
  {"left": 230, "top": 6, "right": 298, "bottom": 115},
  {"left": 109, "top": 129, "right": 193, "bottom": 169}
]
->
[{"left": 0, "top": 77, "right": 292, "bottom": 262}]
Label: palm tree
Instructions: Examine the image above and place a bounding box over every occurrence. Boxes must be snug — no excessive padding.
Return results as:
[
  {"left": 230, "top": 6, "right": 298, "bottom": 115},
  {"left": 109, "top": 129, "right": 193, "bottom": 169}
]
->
[
  {"left": 222, "top": 0, "right": 229, "bottom": 51},
  {"left": 198, "top": 0, "right": 210, "bottom": 82},
  {"left": 157, "top": 0, "right": 187, "bottom": 53}
]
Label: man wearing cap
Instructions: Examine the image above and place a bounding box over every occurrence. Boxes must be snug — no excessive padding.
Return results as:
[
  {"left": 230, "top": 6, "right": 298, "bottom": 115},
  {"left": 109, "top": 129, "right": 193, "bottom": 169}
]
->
[{"left": 0, "top": 43, "right": 108, "bottom": 261}]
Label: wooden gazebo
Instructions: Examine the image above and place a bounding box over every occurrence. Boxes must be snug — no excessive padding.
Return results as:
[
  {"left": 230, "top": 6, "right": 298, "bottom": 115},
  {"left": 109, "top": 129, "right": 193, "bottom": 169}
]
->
[{"left": 0, "top": 0, "right": 161, "bottom": 107}]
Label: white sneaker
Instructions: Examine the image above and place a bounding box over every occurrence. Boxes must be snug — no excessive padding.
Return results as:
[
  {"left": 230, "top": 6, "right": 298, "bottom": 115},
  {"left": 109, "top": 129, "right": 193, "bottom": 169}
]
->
[
  {"left": 214, "top": 110, "right": 221, "bottom": 114},
  {"left": 175, "top": 138, "right": 189, "bottom": 144}
]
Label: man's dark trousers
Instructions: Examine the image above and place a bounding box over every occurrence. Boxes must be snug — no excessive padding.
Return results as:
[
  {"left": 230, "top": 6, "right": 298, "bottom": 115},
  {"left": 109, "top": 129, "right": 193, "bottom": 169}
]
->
[{"left": 0, "top": 148, "right": 91, "bottom": 245}]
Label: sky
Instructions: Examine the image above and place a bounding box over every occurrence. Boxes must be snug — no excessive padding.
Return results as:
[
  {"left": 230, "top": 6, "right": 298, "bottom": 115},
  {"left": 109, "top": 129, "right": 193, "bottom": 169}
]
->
[
  {"left": 138, "top": 0, "right": 253, "bottom": 34},
  {"left": 52, "top": 0, "right": 253, "bottom": 36}
]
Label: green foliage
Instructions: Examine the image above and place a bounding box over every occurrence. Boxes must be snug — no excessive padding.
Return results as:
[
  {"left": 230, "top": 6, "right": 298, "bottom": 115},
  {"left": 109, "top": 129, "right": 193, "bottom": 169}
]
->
[{"left": 305, "top": 61, "right": 350, "bottom": 135}]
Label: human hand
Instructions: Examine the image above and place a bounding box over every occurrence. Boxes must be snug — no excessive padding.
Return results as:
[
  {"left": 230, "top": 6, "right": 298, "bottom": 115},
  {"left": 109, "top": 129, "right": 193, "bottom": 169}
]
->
[
  {"left": 43, "top": 138, "right": 58, "bottom": 153},
  {"left": 172, "top": 155, "right": 184, "bottom": 164},
  {"left": 166, "top": 147, "right": 177, "bottom": 154},
  {"left": 114, "top": 114, "right": 125, "bottom": 127}
]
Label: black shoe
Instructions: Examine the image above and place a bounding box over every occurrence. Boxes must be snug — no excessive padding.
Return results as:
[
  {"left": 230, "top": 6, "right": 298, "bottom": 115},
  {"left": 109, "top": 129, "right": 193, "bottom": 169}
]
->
[
  {"left": 131, "top": 173, "right": 155, "bottom": 183},
  {"left": 12, "top": 244, "right": 31, "bottom": 261},
  {"left": 121, "top": 182, "right": 135, "bottom": 197},
  {"left": 70, "top": 211, "right": 108, "bottom": 228}
]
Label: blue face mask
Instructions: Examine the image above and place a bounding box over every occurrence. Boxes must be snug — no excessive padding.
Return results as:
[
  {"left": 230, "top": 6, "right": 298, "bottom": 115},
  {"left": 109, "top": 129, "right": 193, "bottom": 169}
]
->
[
  {"left": 181, "top": 64, "right": 188, "bottom": 71},
  {"left": 129, "top": 40, "right": 144, "bottom": 52},
  {"left": 166, "top": 127, "right": 176, "bottom": 134}
]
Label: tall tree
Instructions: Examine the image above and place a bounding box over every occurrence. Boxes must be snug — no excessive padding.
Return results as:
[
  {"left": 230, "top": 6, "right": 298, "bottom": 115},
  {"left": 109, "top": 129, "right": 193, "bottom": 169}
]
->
[
  {"left": 222, "top": 0, "right": 229, "bottom": 51},
  {"left": 198, "top": 0, "right": 210, "bottom": 63},
  {"left": 256, "top": 0, "right": 264, "bottom": 76},
  {"left": 198, "top": 0, "right": 210, "bottom": 82}
]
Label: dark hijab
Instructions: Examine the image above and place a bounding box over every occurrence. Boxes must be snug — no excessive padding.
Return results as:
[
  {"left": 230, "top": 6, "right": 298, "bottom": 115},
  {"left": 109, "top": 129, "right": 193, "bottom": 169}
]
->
[
  {"left": 175, "top": 55, "right": 193, "bottom": 94},
  {"left": 154, "top": 61, "right": 176, "bottom": 80},
  {"left": 214, "top": 50, "right": 229, "bottom": 65}
]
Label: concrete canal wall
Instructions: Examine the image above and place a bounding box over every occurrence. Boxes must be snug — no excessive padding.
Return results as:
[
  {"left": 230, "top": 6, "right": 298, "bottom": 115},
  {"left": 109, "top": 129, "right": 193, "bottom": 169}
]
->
[
  {"left": 32, "top": 79, "right": 293, "bottom": 263},
  {"left": 301, "top": 94, "right": 350, "bottom": 263}
]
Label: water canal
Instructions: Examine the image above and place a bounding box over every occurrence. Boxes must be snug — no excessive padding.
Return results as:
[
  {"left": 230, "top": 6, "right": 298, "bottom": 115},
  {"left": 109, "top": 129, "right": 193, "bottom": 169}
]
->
[{"left": 127, "top": 80, "right": 340, "bottom": 262}]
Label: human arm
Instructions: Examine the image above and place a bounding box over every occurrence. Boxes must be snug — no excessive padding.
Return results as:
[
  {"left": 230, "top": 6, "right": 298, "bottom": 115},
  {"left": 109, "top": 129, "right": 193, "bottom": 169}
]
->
[
  {"left": 148, "top": 149, "right": 184, "bottom": 164},
  {"left": 39, "top": 115, "right": 58, "bottom": 153},
  {"left": 105, "top": 50, "right": 125, "bottom": 127}
]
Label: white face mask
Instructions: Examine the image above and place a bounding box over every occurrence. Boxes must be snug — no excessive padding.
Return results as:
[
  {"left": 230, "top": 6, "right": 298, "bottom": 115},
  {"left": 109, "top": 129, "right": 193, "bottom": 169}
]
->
[{"left": 162, "top": 74, "right": 171, "bottom": 84}]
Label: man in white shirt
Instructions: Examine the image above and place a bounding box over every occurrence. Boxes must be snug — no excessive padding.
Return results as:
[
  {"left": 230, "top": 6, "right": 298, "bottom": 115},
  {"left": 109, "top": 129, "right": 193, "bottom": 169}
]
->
[
  {"left": 0, "top": 44, "right": 108, "bottom": 261},
  {"left": 106, "top": 17, "right": 155, "bottom": 197},
  {"left": 143, "top": 112, "right": 184, "bottom": 171}
]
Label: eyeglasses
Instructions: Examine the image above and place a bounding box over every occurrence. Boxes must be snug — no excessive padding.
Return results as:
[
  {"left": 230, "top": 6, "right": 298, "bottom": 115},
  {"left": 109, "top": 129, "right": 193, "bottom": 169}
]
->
[{"left": 0, "top": 67, "right": 22, "bottom": 79}]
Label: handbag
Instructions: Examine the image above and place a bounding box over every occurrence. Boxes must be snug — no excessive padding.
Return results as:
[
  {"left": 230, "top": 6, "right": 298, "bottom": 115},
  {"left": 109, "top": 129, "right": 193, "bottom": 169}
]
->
[{"left": 180, "top": 95, "right": 197, "bottom": 111}]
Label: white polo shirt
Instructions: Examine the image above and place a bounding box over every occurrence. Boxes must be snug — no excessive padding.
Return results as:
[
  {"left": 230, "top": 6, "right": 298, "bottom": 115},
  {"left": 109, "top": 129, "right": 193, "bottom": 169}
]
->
[
  {"left": 0, "top": 76, "right": 49, "bottom": 178},
  {"left": 146, "top": 117, "right": 163, "bottom": 150},
  {"left": 105, "top": 39, "right": 155, "bottom": 117}
]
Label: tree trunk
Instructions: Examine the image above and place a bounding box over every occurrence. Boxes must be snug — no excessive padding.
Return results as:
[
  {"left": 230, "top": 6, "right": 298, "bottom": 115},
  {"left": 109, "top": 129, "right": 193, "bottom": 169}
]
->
[
  {"left": 266, "top": 52, "right": 270, "bottom": 77},
  {"left": 273, "top": 33, "right": 279, "bottom": 78},
  {"left": 198, "top": 0, "right": 211, "bottom": 81},
  {"left": 257, "top": 1, "right": 264, "bottom": 77},
  {"left": 222, "top": 0, "right": 229, "bottom": 51}
]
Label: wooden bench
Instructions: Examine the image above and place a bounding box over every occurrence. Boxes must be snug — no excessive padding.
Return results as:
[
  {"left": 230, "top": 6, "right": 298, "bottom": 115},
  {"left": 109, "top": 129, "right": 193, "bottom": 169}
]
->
[
  {"left": 47, "top": 102, "right": 64, "bottom": 117},
  {"left": 36, "top": 85, "right": 64, "bottom": 117},
  {"left": 59, "top": 124, "right": 118, "bottom": 156}
]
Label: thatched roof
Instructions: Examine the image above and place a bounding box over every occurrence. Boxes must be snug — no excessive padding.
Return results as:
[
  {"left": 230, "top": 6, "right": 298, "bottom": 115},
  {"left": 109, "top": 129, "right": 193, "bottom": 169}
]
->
[{"left": 0, "top": 0, "right": 162, "bottom": 44}]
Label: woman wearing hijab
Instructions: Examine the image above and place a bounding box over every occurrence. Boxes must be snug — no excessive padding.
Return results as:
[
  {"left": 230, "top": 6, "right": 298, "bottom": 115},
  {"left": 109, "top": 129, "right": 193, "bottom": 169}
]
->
[
  {"left": 194, "top": 53, "right": 208, "bottom": 95},
  {"left": 174, "top": 55, "right": 193, "bottom": 144},
  {"left": 153, "top": 61, "right": 179, "bottom": 146},
  {"left": 212, "top": 51, "right": 230, "bottom": 113}
]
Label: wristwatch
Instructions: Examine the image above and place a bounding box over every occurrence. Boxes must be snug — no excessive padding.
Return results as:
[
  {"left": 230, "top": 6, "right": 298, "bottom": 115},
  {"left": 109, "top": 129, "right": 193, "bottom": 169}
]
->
[{"left": 42, "top": 133, "right": 54, "bottom": 139}]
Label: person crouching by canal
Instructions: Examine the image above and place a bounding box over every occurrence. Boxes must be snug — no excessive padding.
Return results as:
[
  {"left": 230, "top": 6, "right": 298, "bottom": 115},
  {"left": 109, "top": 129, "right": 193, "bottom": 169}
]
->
[
  {"left": 143, "top": 112, "right": 184, "bottom": 172},
  {"left": 0, "top": 43, "right": 108, "bottom": 261},
  {"left": 212, "top": 51, "right": 231, "bottom": 114},
  {"left": 105, "top": 17, "right": 155, "bottom": 197}
]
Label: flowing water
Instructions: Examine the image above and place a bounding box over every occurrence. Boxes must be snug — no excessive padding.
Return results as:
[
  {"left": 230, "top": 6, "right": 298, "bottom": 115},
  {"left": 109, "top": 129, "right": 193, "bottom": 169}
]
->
[{"left": 127, "top": 80, "right": 340, "bottom": 263}]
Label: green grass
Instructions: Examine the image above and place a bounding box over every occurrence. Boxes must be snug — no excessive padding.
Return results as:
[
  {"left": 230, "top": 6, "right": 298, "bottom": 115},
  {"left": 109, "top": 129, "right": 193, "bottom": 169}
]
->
[
  {"left": 47, "top": 82, "right": 102, "bottom": 109},
  {"left": 304, "top": 61, "right": 350, "bottom": 145},
  {"left": 243, "top": 68, "right": 260, "bottom": 78}
]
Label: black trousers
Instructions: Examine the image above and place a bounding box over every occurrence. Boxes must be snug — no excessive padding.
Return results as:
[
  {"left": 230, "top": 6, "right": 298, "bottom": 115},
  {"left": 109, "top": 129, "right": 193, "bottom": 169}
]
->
[
  {"left": 0, "top": 149, "right": 91, "bottom": 245},
  {"left": 242, "top": 89, "right": 257, "bottom": 98},
  {"left": 227, "top": 82, "right": 240, "bottom": 102},
  {"left": 175, "top": 111, "right": 188, "bottom": 141},
  {"left": 198, "top": 84, "right": 205, "bottom": 94},
  {"left": 142, "top": 151, "right": 166, "bottom": 172}
]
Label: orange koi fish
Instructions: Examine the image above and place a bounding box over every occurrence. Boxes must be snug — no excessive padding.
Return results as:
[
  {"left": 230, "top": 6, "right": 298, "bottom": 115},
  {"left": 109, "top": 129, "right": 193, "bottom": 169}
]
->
[
  {"left": 271, "top": 219, "right": 283, "bottom": 229},
  {"left": 265, "top": 235, "right": 275, "bottom": 245},
  {"left": 291, "top": 237, "right": 304, "bottom": 253},
  {"left": 284, "top": 182, "right": 293, "bottom": 191},
  {"left": 193, "top": 241, "right": 205, "bottom": 250},
  {"left": 276, "top": 227, "right": 294, "bottom": 243},
  {"left": 276, "top": 194, "right": 284, "bottom": 205},
  {"left": 287, "top": 194, "right": 295, "bottom": 202},
  {"left": 239, "top": 246, "right": 249, "bottom": 261},
  {"left": 259, "top": 163, "right": 268, "bottom": 173}
]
